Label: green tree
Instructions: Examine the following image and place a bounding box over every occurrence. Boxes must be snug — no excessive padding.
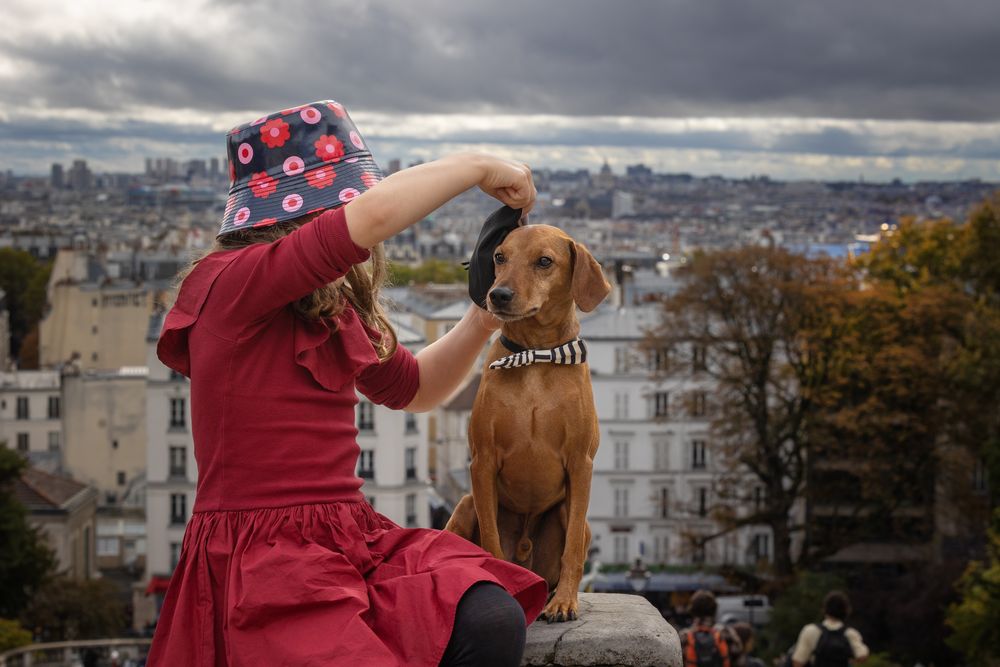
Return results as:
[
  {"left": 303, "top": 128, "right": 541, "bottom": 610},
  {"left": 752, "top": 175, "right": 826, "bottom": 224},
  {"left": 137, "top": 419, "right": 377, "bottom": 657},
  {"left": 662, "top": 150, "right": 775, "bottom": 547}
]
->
[
  {"left": 20, "top": 577, "right": 125, "bottom": 642},
  {"left": 0, "top": 618, "right": 32, "bottom": 652},
  {"left": 0, "top": 248, "right": 51, "bottom": 364},
  {"left": 946, "top": 510, "right": 1000, "bottom": 665},
  {"left": 0, "top": 446, "right": 56, "bottom": 618},
  {"left": 389, "top": 259, "right": 468, "bottom": 285}
]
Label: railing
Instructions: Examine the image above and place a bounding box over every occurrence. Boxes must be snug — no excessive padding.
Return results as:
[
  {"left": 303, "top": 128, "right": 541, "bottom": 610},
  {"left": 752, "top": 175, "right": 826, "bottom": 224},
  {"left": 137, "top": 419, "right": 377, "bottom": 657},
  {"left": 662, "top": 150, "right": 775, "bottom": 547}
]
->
[{"left": 0, "top": 638, "right": 151, "bottom": 667}]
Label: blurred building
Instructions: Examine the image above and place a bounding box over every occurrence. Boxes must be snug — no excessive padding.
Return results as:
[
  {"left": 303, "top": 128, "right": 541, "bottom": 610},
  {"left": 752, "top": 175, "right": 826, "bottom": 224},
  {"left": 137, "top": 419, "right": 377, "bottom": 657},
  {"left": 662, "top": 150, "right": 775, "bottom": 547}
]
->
[{"left": 0, "top": 370, "right": 63, "bottom": 469}]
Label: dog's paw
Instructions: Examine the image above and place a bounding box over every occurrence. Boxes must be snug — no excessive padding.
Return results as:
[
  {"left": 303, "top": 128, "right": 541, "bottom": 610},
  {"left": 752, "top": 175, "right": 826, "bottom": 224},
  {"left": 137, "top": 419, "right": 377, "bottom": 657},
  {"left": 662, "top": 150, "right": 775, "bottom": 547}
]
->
[{"left": 541, "top": 594, "right": 579, "bottom": 623}]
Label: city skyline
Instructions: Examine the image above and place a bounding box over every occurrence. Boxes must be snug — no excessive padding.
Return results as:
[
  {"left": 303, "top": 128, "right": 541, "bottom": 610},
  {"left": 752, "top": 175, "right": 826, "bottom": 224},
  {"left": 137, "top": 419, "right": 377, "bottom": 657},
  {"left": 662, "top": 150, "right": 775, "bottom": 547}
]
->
[{"left": 2, "top": 1, "right": 1000, "bottom": 181}]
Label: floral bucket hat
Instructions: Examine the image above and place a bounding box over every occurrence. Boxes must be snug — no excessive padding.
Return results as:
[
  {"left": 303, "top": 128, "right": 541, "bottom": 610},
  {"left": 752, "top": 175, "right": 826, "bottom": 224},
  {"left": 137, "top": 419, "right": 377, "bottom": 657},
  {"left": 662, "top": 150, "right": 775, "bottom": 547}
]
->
[{"left": 219, "top": 100, "right": 383, "bottom": 236}]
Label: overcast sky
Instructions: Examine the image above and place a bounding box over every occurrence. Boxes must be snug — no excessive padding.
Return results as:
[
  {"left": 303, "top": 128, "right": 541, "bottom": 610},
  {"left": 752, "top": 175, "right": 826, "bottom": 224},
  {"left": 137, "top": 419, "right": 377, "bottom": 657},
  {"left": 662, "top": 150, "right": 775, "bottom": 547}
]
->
[{"left": 3, "top": 0, "right": 1000, "bottom": 181}]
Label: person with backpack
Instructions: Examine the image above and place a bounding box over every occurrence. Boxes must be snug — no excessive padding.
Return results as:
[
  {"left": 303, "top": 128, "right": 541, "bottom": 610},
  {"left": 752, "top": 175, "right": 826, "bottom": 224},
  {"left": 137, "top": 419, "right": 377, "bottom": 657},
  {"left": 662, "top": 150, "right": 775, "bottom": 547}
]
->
[
  {"left": 680, "top": 590, "right": 743, "bottom": 667},
  {"left": 791, "top": 591, "right": 869, "bottom": 667},
  {"left": 731, "top": 621, "right": 765, "bottom": 667}
]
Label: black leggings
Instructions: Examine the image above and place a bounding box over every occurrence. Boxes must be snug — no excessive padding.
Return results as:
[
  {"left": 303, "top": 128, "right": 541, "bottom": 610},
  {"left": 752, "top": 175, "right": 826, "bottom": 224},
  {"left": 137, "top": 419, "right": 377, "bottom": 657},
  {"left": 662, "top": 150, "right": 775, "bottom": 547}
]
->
[{"left": 439, "top": 583, "right": 527, "bottom": 667}]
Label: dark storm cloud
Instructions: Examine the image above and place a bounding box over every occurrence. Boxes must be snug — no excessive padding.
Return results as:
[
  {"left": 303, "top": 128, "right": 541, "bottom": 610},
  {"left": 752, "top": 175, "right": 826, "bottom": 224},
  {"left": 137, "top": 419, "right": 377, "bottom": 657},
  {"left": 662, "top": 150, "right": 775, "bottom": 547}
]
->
[{"left": 3, "top": 0, "right": 1000, "bottom": 121}]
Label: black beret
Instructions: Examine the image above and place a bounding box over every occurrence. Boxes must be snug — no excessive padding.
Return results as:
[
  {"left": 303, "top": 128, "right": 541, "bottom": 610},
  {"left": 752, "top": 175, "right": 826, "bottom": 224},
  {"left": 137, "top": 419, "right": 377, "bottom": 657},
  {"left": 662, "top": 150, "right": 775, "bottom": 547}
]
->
[{"left": 467, "top": 206, "right": 522, "bottom": 309}]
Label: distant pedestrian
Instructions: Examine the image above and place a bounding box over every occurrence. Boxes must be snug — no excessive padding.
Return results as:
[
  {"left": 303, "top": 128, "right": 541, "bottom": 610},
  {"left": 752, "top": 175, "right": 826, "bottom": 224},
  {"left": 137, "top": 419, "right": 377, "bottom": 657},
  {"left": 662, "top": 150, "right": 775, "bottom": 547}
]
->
[
  {"left": 731, "top": 621, "right": 765, "bottom": 667},
  {"left": 791, "top": 591, "right": 869, "bottom": 667},
  {"left": 680, "top": 589, "right": 742, "bottom": 667}
]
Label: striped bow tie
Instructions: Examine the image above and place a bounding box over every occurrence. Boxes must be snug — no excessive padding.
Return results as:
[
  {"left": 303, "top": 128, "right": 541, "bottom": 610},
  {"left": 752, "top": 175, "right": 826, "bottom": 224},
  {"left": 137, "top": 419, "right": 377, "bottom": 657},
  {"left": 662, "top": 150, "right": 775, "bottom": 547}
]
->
[{"left": 489, "top": 336, "right": 589, "bottom": 370}]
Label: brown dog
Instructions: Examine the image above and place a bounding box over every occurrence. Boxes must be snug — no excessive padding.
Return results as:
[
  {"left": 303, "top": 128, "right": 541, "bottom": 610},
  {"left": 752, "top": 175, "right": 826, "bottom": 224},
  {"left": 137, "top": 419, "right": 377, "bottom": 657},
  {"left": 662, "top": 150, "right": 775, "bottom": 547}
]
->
[{"left": 445, "top": 224, "right": 611, "bottom": 622}]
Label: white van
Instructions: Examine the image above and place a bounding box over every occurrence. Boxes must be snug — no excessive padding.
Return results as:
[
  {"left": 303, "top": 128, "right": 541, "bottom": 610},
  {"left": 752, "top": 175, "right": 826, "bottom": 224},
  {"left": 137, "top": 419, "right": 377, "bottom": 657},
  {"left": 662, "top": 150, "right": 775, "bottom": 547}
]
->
[{"left": 715, "top": 594, "right": 772, "bottom": 627}]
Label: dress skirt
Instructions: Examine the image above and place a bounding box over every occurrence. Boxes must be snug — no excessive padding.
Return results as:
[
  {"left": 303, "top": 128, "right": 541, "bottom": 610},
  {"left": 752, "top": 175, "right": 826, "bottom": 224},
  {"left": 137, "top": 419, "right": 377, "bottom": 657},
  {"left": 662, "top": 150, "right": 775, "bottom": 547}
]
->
[{"left": 147, "top": 500, "right": 549, "bottom": 666}]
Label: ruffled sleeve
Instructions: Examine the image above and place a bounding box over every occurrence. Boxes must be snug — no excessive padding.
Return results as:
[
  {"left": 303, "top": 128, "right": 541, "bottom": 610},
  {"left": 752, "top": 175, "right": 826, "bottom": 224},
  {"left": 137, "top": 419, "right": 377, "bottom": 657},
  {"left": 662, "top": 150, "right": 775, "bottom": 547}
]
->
[
  {"left": 156, "top": 252, "right": 240, "bottom": 377},
  {"left": 293, "top": 306, "right": 380, "bottom": 393}
]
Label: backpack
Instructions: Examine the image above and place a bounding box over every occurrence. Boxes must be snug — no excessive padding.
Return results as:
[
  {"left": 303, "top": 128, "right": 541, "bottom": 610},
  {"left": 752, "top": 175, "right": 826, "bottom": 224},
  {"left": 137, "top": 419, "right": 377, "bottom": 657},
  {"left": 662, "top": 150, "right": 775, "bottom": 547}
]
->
[
  {"left": 681, "top": 625, "right": 731, "bottom": 667},
  {"left": 812, "top": 624, "right": 854, "bottom": 667}
]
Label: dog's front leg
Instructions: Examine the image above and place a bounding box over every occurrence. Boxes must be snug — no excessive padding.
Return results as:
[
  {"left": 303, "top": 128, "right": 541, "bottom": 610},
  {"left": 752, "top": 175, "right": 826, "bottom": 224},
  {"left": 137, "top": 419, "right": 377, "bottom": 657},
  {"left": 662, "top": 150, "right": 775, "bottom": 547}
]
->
[
  {"left": 470, "top": 449, "right": 505, "bottom": 559},
  {"left": 543, "top": 452, "right": 594, "bottom": 622}
]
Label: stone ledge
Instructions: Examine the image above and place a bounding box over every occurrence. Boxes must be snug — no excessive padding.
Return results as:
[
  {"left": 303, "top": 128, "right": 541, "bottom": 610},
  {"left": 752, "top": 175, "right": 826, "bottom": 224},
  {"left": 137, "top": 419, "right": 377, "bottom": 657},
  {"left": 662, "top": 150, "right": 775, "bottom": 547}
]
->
[{"left": 523, "top": 593, "right": 682, "bottom": 667}]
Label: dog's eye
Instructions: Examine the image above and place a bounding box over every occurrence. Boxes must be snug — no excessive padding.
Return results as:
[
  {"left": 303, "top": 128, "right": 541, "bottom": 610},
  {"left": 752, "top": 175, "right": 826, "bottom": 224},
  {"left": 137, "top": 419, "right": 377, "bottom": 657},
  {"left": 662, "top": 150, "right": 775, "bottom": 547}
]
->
[
  {"left": 494, "top": 252, "right": 506, "bottom": 265},
  {"left": 537, "top": 256, "right": 553, "bottom": 268}
]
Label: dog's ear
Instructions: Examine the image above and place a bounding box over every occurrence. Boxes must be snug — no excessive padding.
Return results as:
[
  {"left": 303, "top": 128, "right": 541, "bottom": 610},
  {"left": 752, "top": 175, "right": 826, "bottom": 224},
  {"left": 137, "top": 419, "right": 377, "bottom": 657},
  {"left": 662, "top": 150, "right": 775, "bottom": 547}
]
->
[{"left": 570, "top": 241, "right": 611, "bottom": 312}]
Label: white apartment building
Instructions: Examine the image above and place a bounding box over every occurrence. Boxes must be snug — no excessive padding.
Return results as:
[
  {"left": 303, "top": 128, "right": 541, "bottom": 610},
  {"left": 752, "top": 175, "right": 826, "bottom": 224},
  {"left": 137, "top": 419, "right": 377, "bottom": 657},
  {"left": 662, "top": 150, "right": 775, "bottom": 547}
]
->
[
  {"left": 582, "top": 303, "right": 773, "bottom": 568},
  {"left": 356, "top": 321, "right": 431, "bottom": 528},
  {"left": 0, "top": 370, "right": 63, "bottom": 466}
]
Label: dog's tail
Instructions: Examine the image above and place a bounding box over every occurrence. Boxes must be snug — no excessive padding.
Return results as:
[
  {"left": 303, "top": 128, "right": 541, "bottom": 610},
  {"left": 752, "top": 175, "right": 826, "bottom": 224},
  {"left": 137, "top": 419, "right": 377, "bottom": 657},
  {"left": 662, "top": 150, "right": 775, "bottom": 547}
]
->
[{"left": 515, "top": 514, "right": 539, "bottom": 563}]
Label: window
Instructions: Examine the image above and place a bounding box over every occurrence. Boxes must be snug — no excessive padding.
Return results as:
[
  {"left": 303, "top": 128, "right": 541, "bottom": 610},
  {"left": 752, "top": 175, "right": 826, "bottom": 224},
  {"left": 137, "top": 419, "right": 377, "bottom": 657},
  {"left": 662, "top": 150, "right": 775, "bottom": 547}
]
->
[
  {"left": 692, "top": 344, "right": 707, "bottom": 372},
  {"left": 614, "top": 535, "right": 629, "bottom": 563},
  {"left": 405, "top": 447, "right": 417, "bottom": 481},
  {"left": 48, "top": 396, "right": 61, "bottom": 419},
  {"left": 691, "top": 440, "right": 707, "bottom": 470},
  {"left": 691, "top": 391, "right": 707, "bottom": 417},
  {"left": 358, "top": 449, "right": 374, "bottom": 479},
  {"left": 16, "top": 396, "right": 29, "bottom": 419},
  {"left": 613, "top": 440, "right": 629, "bottom": 470},
  {"left": 117, "top": 471, "right": 126, "bottom": 486},
  {"left": 169, "top": 369, "right": 185, "bottom": 382},
  {"left": 653, "top": 535, "right": 669, "bottom": 565},
  {"left": 92, "top": 352, "right": 98, "bottom": 362},
  {"left": 657, "top": 486, "right": 670, "bottom": 519},
  {"left": 614, "top": 392, "right": 630, "bottom": 419},
  {"left": 692, "top": 540, "right": 706, "bottom": 564},
  {"left": 92, "top": 325, "right": 98, "bottom": 334},
  {"left": 97, "top": 537, "right": 119, "bottom": 557},
  {"left": 614, "top": 347, "right": 631, "bottom": 374},
  {"left": 112, "top": 439, "right": 118, "bottom": 450},
  {"left": 614, "top": 487, "right": 630, "bottom": 517},
  {"left": 16, "top": 433, "right": 29, "bottom": 453},
  {"left": 48, "top": 431, "right": 60, "bottom": 452},
  {"left": 358, "top": 402, "right": 375, "bottom": 431},
  {"left": 170, "top": 494, "right": 187, "bottom": 525},
  {"left": 405, "top": 493, "right": 417, "bottom": 527},
  {"left": 698, "top": 487, "right": 708, "bottom": 518},
  {"left": 653, "top": 392, "right": 669, "bottom": 418},
  {"left": 405, "top": 412, "right": 418, "bottom": 434},
  {"left": 170, "top": 446, "right": 187, "bottom": 478},
  {"left": 653, "top": 439, "right": 669, "bottom": 470},
  {"left": 973, "top": 459, "right": 989, "bottom": 494},
  {"left": 648, "top": 347, "right": 670, "bottom": 372},
  {"left": 169, "top": 398, "right": 186, "bottom": 429},
  {"left": 754, "top": 486, "right": 766, "bottom": 512},
  {"left": 751, "top": 533, "right": 771, "bottom": 562},
  {"left": 170, "top": 542, "right": 181, "bottom": 571}
]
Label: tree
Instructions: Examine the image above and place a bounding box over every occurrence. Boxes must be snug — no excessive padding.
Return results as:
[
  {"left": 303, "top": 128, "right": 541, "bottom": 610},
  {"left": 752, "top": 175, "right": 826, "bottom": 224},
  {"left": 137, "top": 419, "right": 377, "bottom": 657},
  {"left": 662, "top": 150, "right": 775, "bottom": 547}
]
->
[
  {"left": 0, "top": 446, "right": 56, "bottom": 618},
  {"left": 0, "top": 618, "right": 32, "bottom": 653},
  {"left": 389, "top": 259, "right": 468, "bottom": 285},
  {"left": 19, "top": 577, "right": 125, "bottom": 642},
  {"left": 946, "top": 510, "right": 1000, "bottom": 665},
  {"left": 647, "top": 246, "right": 854, "bottom": 577},
  {"left": 0, "top": 248, "right": 51, "bottom": 364}
]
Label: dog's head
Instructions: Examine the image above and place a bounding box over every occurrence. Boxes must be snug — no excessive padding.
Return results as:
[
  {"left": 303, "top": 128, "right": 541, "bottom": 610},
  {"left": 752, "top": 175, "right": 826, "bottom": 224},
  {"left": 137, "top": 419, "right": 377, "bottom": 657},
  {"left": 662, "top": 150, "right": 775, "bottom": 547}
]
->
[{"left": 487, "top": 225, "right": 611, "bottom": 322}]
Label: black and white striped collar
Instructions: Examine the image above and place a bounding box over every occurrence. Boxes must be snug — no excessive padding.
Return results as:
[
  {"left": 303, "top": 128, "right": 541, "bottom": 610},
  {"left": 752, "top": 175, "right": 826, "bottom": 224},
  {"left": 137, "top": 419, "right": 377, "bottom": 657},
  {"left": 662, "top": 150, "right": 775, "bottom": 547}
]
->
[{"left": 489, "top": 335, "right": 589, "bottom": 370}]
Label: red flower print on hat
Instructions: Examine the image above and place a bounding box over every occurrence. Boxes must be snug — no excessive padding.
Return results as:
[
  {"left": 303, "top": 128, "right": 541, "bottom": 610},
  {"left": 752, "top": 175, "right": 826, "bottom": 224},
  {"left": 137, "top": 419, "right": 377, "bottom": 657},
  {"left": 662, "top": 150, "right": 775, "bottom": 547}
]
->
[
  {"left": 315, "top": 135, "right": 345, "bottom": 162},
  {"left": 251, "top": 115, "right": 269, "bottom": 126},
  {"left": 327, "top": 102, "right": 347, "bottom": 118},
  {"left": 361, "top": 172, "right": 379, "bottom": 189},
  {"left": 234, "top": 207, "right": 251, "bottom": 226},
  {"left": 260, "top": 118, "right": 291, "bottom": 149},
  {"left": 305, "top": 166, "right": 336, "bottom": 189},
  {"left": 300, "top": 107, "right": 322, "bottom": 124},
  {"left": 282, "top": 193, "right": 303, "bottom": 213},
  {"left": 224, "top": 195, "right": 236, "bottom": 215},
  {"left": 237, "top": 143, "right": 254, "bottom": 164},
  {"left": 280, "top": 105, "right": 308, "bottom": 115},
  {"left": 229, "top": 161, "right": 236, "bottom": 184},
  {"left": 249, "top": 172, "right": 278, "bottom": 199},
  {"left": 253, "top": 218, "right": 278, "bottom": 228},
  {"left": 349, "top": 131, "right": 365, "bottom": 150},
  {"left": 339, "top": 187, "right": 361, "bottom": 203},
  {"left": 283, "top": 155, "right": 305, "bottom": 176}
]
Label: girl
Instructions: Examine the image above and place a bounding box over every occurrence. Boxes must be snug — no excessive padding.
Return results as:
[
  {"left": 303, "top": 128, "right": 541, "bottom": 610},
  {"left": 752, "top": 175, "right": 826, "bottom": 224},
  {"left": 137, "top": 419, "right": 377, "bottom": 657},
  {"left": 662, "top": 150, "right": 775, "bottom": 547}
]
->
[{"left": 148, "top": 100, "right": 548, "bottom": 666}]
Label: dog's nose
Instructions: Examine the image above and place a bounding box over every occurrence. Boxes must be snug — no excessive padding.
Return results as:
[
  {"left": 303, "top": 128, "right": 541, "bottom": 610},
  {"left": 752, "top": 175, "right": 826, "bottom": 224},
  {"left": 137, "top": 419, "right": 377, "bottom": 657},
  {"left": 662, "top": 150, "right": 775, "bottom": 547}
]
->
[{"left": 489, "top": 287, "right": 514, "bottom": 306}]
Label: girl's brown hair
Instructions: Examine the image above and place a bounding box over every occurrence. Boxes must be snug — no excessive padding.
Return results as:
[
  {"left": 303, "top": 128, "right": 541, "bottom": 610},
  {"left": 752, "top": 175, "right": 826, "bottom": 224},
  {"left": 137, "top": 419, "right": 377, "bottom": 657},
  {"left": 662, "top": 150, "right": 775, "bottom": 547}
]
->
[{"left": 176, "top": 210, "right": 397, "bottom": 361}]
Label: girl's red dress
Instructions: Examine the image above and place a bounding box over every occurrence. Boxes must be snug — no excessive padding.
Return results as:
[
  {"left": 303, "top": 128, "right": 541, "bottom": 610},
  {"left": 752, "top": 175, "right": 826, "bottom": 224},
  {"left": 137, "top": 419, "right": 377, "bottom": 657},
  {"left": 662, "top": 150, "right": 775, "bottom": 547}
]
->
[{"left": 148, "top": 207, "right": 547, "bottom": 666}]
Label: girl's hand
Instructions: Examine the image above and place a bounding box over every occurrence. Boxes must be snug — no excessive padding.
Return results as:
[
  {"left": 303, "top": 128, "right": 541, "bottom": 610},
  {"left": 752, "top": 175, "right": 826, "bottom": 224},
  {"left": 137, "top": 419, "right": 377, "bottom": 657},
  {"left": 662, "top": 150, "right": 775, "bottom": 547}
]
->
[
  {"left": 467, "top": 304, "right": 503, "bottom": 334},
  {"left": 477, "top": 157, "right": 536, "bottom": 216}
]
